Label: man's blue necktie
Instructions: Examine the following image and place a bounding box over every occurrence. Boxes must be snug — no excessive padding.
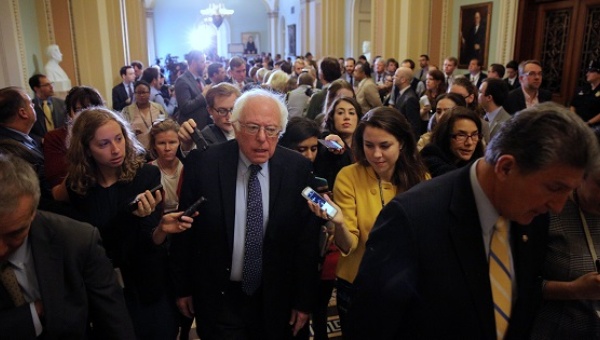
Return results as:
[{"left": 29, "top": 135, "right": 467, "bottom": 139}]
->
[{"left": 242, "top": 164, "right": 263, "bottom": 295}]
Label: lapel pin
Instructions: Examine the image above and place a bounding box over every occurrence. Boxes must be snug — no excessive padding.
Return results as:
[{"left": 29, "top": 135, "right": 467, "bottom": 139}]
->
[{"left": 522, "top": 234, "right": 529, "bottom": 243}]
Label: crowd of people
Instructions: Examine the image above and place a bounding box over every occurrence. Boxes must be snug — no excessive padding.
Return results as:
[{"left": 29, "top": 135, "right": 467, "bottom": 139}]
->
[{"left": 1, "top": 48, "right": 600, "bottom": 340}]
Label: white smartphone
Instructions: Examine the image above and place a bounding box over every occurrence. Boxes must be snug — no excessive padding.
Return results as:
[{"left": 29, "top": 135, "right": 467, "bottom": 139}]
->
[
  {"left": 302, "top": 186, "right": 338, "bottom": 219},
  {"left": 318, "top": 139, "right": 343, "bottom": 150},
  {"left": 419, "top": 95, "right": 431, "bottom": 107}
]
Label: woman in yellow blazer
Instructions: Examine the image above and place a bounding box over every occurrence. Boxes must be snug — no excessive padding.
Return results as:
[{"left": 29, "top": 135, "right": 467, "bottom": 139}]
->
[{"left": 308, "top": 106, "right": 428, "bottom": 335}]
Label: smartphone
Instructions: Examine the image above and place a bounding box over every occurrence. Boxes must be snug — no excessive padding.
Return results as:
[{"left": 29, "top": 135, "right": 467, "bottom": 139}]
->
[
  {"left": 301, "top": 186, "right": 337, "bottom": 219},
  {"left": 128, "top": 184, "right": 163, "bottom": 212},
  {"left": 318, "top": 139, "right": 343, "bottom": 150},
  {"left": 596, "top": 259, "right": 600, "bottom": 274},
  {"left": 419, "top": 95, "right": 431, "bottom": 107},
  {"left": 191, "top": 127, "right": 209, "bottom": 151},
  {"left": 179, "top": 196, "right": 208, "bottom": 221}
]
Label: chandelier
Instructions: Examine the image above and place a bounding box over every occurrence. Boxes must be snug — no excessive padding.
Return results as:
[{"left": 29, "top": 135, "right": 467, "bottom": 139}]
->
[{"left": 200, "top": 3, "right": 234, "bottom": 29}]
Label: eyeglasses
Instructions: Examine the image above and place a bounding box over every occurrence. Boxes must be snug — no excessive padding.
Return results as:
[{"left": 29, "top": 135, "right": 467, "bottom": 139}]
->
[
  {"left": 212, "top": 107, "right": 234, "bottom": 116},
  {"left": 235, "top": 122, "right": 281, "bottom": 137},
  {"left": 523, "top": 71, "right": 542, "bottom": 77},
  {"left": 451, "top": 132, "right": 482, "bottom": 142},
  {"left": 40, "top": 82, "right": 54, "bottom": 87},
  {"left": 135, "top": 91, "right": 150, "bottom": 95}
]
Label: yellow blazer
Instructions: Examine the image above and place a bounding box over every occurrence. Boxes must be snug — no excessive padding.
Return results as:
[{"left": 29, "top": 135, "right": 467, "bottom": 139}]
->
[{"left": 333, "top": 163, "right": 398, "bottom": 283}]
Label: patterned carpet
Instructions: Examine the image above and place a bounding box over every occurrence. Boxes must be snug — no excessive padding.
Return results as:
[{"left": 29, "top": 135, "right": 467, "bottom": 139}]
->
[{"left": 183, "top": 289, "right": 342, "bottom": 339}]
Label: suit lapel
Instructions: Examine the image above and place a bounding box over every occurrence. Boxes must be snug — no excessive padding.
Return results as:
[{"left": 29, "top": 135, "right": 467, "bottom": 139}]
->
[
  {"left": 221, "top": 141, "right": 239, "bottom": 252},
  {"left": 29, "top": 213, "right": 65, "bottom": 327},
  {"left": 265, "top": 147, "right": 286, "bottom": 238},
  {"left": 447, "top": 168, "right": 495, "bottom": 337}
]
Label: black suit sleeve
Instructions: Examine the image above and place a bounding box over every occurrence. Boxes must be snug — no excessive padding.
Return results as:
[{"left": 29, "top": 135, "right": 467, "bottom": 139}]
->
[
  {"left": 175, "top": 76, "right": 208, "bottom": 127},
  {"left": 84, "top": 227, "right": 136, "bottom": 338},
  {"left": 112, "top": 85, "right": 128, "bottom": 112},
  {"left": 0, "top": 304, "right": 37, "bottom": 338},
  {"left": 348, "top": 199, "right": 418, "bottom": 339}
]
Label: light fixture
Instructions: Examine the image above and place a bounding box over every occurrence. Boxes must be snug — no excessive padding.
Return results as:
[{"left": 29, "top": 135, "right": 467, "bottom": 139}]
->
[{"left": 200, "top": 3, "right": 234, "bottom": 29}]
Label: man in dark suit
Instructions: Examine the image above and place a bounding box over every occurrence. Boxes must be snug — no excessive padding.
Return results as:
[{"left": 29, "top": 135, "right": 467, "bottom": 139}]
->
[
  {"left": 226, "top": 57, "right": 254, "bottom": 91},
  {"left": 175, "top": 50, "right": 210, "bottom": 129},
  {"left": 111, "top": 65, "right": 136, "bottom": 112},
  {"left": 504, "top": 60, "right": 552, "bottom": 114},
  {"left": 305, "top": 57, "right": 341, "bottom": 120},
  {"left": 348, "top": 103, "right": 600, "bottom": 339},
  {"left": 27, "top": 74, "right": 66, "bottom": 144},
  {"left": 466, "top": 57, "right": 488, "bottom": 89},
  {"left": 0, "top": 155, "right": 135, "bottom": 339},
  {"left": 200, "top": 82, "right": 240, "bottom": 145},
  {"left": 504, "top": 60, "right": 521, "bottom": 90},
  {"left": 0, "top": 87, "right": 46, "bottom": 194},
  {"left": 393, "top": 67, "right": 421, "bottom": 139},
  {"left": 461, "top": 11, "right": 486, "bottom": 64},
  {"left": 171, "top": 89, "right": 320, "bottom": 339}
]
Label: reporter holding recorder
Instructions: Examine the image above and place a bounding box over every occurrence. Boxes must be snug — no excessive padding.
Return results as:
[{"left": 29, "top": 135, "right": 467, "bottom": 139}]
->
[
  {"left": 307, "top": 107, "right": 428, "bottom": 335},
  {"left": 52, "top": 107, "right": 178, "bottom": 339}
]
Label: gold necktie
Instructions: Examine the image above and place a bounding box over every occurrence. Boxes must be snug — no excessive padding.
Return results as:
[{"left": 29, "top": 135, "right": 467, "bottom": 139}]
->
[
  {"left": 489, "top": 217, "right": 512, "bottom": 339},
  {"left": 42, "top": 100, "right": 54, "bottom": 132},
  {"left": 0, "top": 262, "right": 26, "bottom": 307}
]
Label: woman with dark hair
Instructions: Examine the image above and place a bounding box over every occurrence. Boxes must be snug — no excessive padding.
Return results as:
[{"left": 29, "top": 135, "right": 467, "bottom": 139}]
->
[
  {"left": 450, "top": 77, "right": 490, "bottom": 143},
  {"left": 122, "top": 81, "right": 166, "bottom": 151},
  {"left": 280, "top": 116, "right": 340, "bottom": 340},
  {"left": 308, "top": 107, "right": 428, "bottom": 335},
  {"left": 418, "top": 92, "right": 467, "bottom": 150},
  {"left": 53, "top": 107, "right": 180, "bottom": 339},
  {"left": 320, "top": 79, "right": 355, "bottom": 118},
  {"left": 43, "top": 85, "right": 104, "bottom": 187},
  {"left": 419, "top": 69, "right": 447, "bottom": 131},
  {"left": 279, "top": 116, "right": 320, "bottom": 162},
  {"left": 420, "top": 107, "right": 485, "bottom": 177},
  {"left": 314, "top": 96, "right": 363, "bottom": 189}
]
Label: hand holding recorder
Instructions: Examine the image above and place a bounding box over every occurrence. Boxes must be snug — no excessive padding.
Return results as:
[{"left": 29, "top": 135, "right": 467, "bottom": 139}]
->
[{"left": 129, "top": 184, "right": 163, "bottom": 217}]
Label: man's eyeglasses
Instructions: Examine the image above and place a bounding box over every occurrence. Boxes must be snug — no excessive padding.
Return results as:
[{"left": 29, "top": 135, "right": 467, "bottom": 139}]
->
[
  {"left": 212, "top": 107, "right": 234, "bottom": 116},
  {"left": 523, "top": 71, "right": 542, "bottom": 78},
  {"left": 235, "top": 122, "right": 281, "bottom": 137},
  {"left": 40, "top": 82, "right": 54, "bottom": 87},
  {"left": 135, "top": 91, "right": 150, "bottom": 95},
  {"left": 451, "top": 132, "right": 482, "bottom": 142}
]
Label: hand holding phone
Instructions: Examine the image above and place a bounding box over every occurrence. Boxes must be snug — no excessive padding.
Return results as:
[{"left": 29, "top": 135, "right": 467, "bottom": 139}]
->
[
  {"left": 302, "top": 186, "right": 338, "bottom": 219},
  {"left": 178, "top": 196, "right": 207, "bottom": 221},
  {"left": 318, "top": 139, "right": 343, "bottom": 150},
  {"left": 128, "top": 184, "right": 163, "bottom": 212},
  {"left": 191, "top": 127, "right": 209, "bottom": 151}
]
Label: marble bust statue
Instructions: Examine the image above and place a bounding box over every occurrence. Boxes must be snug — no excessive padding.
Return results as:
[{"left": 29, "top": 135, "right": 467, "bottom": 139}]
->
[{"left": 44, "top": 44, "right": 71, "bottom": 92}]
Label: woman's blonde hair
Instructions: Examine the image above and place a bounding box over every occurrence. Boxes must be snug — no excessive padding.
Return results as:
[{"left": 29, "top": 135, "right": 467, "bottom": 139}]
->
[
  {"left": 67, "top": 107, "right": 145, "bottom": 195},
  {"left": 148, "top": 119, "right": 180, "bottom": 159}
]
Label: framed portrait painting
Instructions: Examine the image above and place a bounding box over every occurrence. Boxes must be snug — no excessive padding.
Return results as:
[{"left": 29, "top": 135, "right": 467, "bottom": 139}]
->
[
  {"left": 242, "top": 32, "right": 259, "bottom": 55},
  {"left": 288, "top": 24, "right": 296, "bottom": 56},
  {"left": 458, "top": 2, "right": 492, "bottom": 68}
]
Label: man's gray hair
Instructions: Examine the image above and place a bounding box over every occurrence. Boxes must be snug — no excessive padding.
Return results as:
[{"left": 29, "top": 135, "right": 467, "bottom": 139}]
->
[
  {"left": 485, "top": 102, "right": 600, "bottom": 174},
  {"left": 231, "top": 88, "right": 288, "bottom": 135},
  {"left": 0, "top": 154, "right": 40, "bottom": 215}
]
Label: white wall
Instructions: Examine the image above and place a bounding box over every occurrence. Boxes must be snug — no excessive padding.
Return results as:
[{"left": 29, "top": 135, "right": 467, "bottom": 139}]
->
[
  {"left": 153, "top": 0, "right": 270, "bottom": 61},
  {"left": 278, "top": 0, "right": 301, "bottom": 57}
]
